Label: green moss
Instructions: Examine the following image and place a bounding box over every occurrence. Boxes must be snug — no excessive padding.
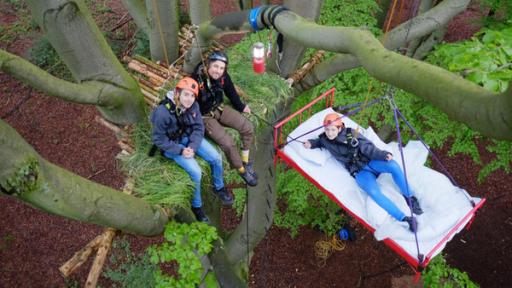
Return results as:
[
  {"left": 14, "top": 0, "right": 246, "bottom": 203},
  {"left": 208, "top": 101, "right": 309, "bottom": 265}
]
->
[{"left": 0, "top": 157, "right": 39, "bottom": 196}]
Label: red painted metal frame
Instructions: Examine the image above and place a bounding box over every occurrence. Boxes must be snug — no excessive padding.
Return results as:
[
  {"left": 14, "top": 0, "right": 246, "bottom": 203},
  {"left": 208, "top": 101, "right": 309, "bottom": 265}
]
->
[{"left": 272, "top": 88, "right": 486, "bottom": 271}]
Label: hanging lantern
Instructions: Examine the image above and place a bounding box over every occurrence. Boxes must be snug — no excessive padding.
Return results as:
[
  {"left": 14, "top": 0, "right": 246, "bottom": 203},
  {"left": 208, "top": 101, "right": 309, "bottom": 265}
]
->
[{"left": 252, "top": 42, "right": 265, "bottom": 74}]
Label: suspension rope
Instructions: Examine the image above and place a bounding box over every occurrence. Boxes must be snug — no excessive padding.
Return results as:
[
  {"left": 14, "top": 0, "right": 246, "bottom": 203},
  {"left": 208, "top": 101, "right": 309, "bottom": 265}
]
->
[
  {"left": 393, "top": 108, "right": 476, "bottom": 207},
  {"left": 387, "top": 92, "right": 424, "bottom": 265}
]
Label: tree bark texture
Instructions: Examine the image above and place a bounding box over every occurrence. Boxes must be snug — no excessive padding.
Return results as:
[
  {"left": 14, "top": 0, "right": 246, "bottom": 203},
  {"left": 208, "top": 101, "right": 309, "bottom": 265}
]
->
[
  {"left": 267, "top": 0, "right": 323, "bottom": 78},
  {"left": 0, "top": 49, "right": 102, "bottom": 105},
  {"left": 121, "top": 0, "right": 150, "bottom": 36},
  {"left": 0, "top": 120, "right": 167, "bottom": 236},
  {"left": 26, "top": 0, "right": 146, "bottom": 124},
  {"left": 145, "top": 0, "right": 180, "bottom": 65},
  {"left": 183, "top": 0, "right": 212, "bottom": 74}
]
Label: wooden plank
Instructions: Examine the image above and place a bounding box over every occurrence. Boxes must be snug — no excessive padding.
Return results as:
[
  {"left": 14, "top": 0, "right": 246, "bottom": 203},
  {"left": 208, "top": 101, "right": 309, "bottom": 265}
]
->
[
  {"left": 84, "top": 228, "right": 116, "bottom": 288},
  {"left": 58, "top": 234, "right": 104, "bottom": 278}
]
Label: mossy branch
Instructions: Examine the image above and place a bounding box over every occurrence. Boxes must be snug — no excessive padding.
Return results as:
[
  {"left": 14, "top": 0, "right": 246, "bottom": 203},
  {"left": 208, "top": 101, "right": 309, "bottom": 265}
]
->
[
  {"left": 0, "top": 49, "right": 101, "bottom": 104},
  {"left": 0, "top": 119, "right": 167, "bottom": 236}
]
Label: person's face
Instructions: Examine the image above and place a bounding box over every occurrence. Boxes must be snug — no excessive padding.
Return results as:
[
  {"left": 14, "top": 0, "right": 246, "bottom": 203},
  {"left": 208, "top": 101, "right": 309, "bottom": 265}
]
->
[
  {"left": 325, "top": 125, "right": 341, "bottom": 140},
  {"left": 207, "top": 60, "right": 226, "bottom": 80},
  {"left": 178, "top": 88, "right": 196, "bottom": 109}
]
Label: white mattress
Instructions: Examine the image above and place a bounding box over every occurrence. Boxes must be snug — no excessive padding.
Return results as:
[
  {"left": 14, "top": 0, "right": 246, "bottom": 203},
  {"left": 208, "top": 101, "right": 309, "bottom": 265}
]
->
[{"left": 282, "top": 108, "right": 481, "bottom": 261}]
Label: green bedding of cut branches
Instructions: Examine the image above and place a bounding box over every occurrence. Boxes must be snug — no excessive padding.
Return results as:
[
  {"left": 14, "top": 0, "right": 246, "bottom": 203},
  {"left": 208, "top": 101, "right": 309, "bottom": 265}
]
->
[
  {"left": 119, "top": 118, "right": 194, "bottom": 208},
  {"left": 121, "top": 37, "right": 292, "bottom": 208}
]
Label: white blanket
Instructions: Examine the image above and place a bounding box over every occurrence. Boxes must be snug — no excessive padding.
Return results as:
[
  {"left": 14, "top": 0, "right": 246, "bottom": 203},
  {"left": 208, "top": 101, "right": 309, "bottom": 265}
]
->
[{"left": 282, "top": 108, "right": 480, "bottom": 261}]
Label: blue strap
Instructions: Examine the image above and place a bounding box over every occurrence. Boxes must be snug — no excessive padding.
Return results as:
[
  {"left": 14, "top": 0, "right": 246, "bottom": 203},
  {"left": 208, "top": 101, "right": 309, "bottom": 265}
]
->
[{"left": 249, "top": 6, "right": 264, "bottom": 31}]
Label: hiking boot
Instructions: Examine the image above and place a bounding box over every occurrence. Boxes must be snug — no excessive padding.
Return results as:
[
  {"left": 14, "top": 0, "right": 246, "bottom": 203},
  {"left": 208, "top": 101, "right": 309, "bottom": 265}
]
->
[
  {"left": 191, "top": 206, "right": 209, "bottom": 223},
  {"left": 405, "top": 196, "right": 423, "bottom": 215},
  {"left": 213, "top": 187, "right": 233, "bottom": 206},
  {"left": 239, "top": 169, "right": 258, "bottom": 186},
  {"left": 243, "top": 161, "right": 258, "bottom": 180},
  {"left": 403, "top": 216, "right": 418, "bottom": 233}
]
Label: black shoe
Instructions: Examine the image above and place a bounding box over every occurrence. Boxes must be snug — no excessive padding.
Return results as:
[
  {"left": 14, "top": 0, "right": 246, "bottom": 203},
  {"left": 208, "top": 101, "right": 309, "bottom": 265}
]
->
[
  {"left": 405, "top": 196, "right": 423, "bottom": 215},
  {"left": 403, "top": 216, "right": 418, "bottom": 232},
  {"left": 243, "top": 161, "right": 258, "bottom": 180},
  {"left": 239, "top": 169, "right": 258, "bottom": 186},
  {"left": 191, "top": 206, "right": 209, "bottom": 223},
  {"left": 213, "top": 187, "right": 233, "bottom": 206}
]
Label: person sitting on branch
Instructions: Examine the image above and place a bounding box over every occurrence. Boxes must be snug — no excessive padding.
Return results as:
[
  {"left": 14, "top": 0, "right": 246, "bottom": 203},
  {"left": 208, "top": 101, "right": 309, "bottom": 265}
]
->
[
  {"left": 150, "top": 77, "right": 232, "bottom": 223},
  {"left": 303, "top": 113, "right": 423, "bottom": 232},
  {"left": 192, "top": 51, "right": 258, "bottom": 187}
]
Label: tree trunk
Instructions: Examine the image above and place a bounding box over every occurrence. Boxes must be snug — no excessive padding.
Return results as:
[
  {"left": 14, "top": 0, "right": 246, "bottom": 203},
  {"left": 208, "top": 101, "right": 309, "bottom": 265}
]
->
[
  {"left": 405, "top": 0, "right": 439, "bottom": 59},
  {"left": 26, "top": 0, "right": 146, "bottom": 124},
  {"left": 0, "top": 120, "right": 167, "bottom": 236},
  {"left": 183, "top": 0, "right": 212, "bottom": 74},
  {"left": 121, "top": 0, "right": 150, "bottom": 36},
  {"left": 376, "top": 0, "right": 393, "bottom": 28},
  {"left": 145, "top": 0, "right": 180, "bottom": 65},
  {"left": 207, "top": 100, "right": 291, "bottom": 287},
  {"left": 267, "top": 0, "right": 323, "bottom": 78}
]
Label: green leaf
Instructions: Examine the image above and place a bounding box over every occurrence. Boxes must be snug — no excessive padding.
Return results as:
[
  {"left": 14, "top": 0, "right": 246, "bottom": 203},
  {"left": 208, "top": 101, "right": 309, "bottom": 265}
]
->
[
  {"left": 483, "top": 79, "right": 500, "bottom": 91},
  {"left": 466, "top": 71, "right": 485, "bottom": 83}
]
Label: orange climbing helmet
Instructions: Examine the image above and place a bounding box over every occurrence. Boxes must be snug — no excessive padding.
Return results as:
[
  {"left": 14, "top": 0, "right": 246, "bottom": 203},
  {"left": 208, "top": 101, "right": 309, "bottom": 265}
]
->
[
  {"left": 323, "top": 113, "right": 344, "bottom": 128},
  {"left": 176, "top": 77, "right": 199, "bottom": 97}
]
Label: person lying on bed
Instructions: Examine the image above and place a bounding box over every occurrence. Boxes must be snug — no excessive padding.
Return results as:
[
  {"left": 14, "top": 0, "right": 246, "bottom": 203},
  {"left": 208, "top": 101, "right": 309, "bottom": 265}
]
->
[{"left": 303, "top": 113, "right": 423, "bottom": 232}]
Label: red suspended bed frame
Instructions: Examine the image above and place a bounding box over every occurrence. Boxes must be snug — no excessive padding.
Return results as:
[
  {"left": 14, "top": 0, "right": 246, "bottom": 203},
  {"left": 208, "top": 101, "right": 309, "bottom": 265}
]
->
[{"left": 272, "top": 87, "right": 486, "bottom": 272}]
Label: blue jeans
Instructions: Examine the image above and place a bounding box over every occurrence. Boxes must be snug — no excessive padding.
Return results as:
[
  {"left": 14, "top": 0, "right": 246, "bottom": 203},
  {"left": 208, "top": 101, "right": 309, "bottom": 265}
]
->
[
  {"left": 355, "top": 160, "right": 413, "bottom": 221},
  {"left": 164, "top": 138, "right": 224, "bottom": 208}
]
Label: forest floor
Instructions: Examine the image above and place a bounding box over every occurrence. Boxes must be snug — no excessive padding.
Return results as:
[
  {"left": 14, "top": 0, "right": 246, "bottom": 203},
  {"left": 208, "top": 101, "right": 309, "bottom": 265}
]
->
[{"left": 1, "top": 1, "right": 511, "bottom": 287}]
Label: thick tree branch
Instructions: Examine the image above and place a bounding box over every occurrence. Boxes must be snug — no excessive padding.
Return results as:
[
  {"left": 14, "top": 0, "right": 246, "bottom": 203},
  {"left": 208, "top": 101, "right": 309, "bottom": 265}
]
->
[
  {"left": 26, "top": 0, "right": 146, "bottom": 124},
  {"left": 0, "top": 49, "right": 100, "bottom": 104},
  {"left": 296, "top": 0, "right": 471, "bottom": 93},
  {"left": 273, "top": 11, "right": 512, "bottom": 139},
  {"left": 267, "top": 0, "right": 323, "bottom": 77},
  {"left": 384, "top": 0, "right": 470, "bottom": 49},
  {"left": 412, "top": 25, "right": 447, "bottom": 59},
  {"left": 0, "top": 120, "right": 167, "bottom": 236}
]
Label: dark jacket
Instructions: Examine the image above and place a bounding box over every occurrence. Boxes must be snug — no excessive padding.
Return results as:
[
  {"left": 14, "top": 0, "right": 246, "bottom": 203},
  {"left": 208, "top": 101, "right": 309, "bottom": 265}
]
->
[
  {"left": 308, "top": 128, "right": 390, "bottom": 176},
  {"left": 191, "top": 64, "right": 246, "bottom": 115},
  {"left": 150, "top": 98, "right": 204, "bottom": 155}
]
